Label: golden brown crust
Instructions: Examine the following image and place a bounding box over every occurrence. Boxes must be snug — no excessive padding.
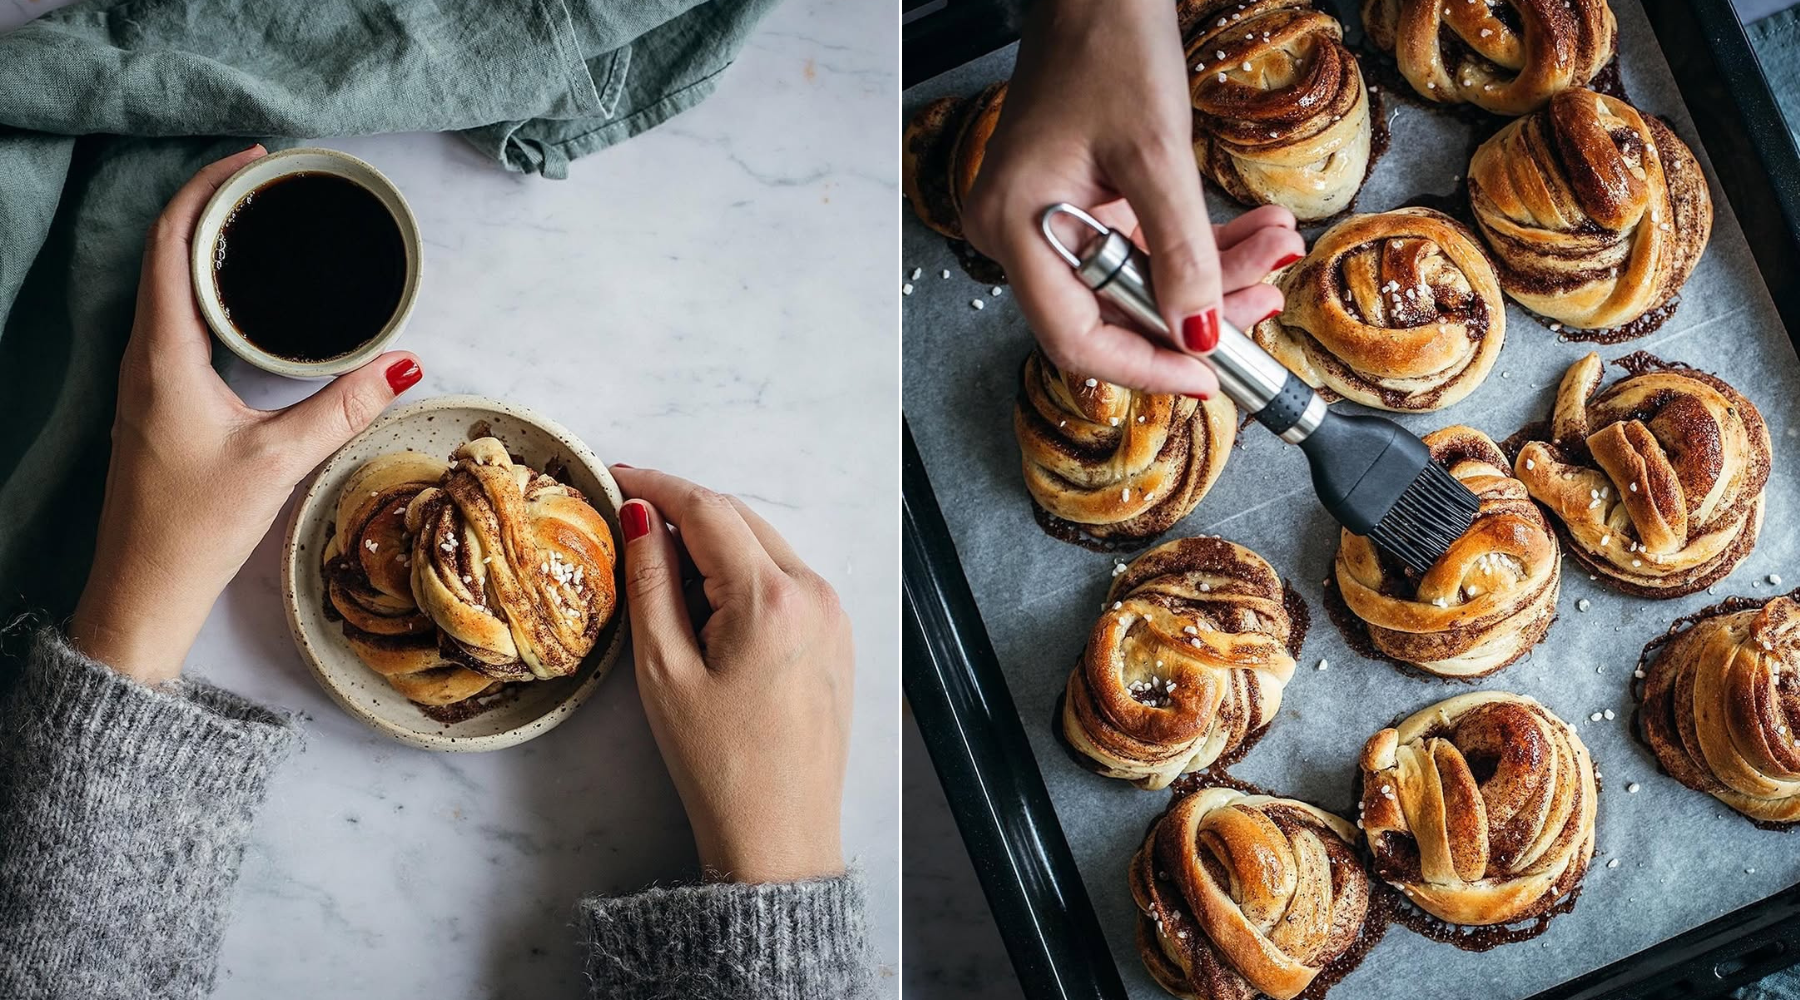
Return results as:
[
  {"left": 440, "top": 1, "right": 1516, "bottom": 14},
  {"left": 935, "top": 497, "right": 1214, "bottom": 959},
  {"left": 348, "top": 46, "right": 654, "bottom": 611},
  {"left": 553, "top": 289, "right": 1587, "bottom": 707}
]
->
[
  {"left": 1359, "top": 692, "right": 1596, "bottom": 927},
  {"left": 1337, "top": 427, "right": 1560, "bottom": 678},
  {"left": 1252, "top": 208, "right": 1504, "bottom": 411},
  {"left": 1362, "top": 0, "right": 1615, "bottom": 114},
  {"left": 901, "top": 83, "right": 1006, "bottom": 239},
  {"left": 1469, "top": 89, "right": 1712, "bottom": 331},
  {"left": 1185, "top": 0, "right": 1373, "bottom": 221},
  {"left": 1130, "top": 788, "right": 1369, "bottom": 1000},
  {"left": 1515, "top": 353, "right": 1770, "bottom": 598},
  {"left": 1062, "top": 537, "right": 1295, "bottom": 789},
  {"left": 1016, "top": 350, "right": 1236, "bottom": 543},
  {"left": 1640, "top": 596, "right": 1800, "bottom": 824}
]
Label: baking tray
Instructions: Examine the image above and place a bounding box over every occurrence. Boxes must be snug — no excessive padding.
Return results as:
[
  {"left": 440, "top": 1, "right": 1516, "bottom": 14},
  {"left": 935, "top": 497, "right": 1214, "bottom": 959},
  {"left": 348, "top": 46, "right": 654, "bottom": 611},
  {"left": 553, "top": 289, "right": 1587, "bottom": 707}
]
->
[{"left": 901, "top": 0, "right": 1800, "bottom": 997}]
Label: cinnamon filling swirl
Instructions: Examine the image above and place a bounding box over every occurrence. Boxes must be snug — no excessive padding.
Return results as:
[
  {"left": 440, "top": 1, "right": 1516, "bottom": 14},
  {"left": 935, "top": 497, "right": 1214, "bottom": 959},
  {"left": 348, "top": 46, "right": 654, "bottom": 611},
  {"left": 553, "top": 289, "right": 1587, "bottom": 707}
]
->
[
  {"left": 1469, "top": 89, "right": 1711, "bottom": 335},
  {"left": 1337, "top": 427, "right": 1560, "bottom": 678},
  {"left": 1639, "top": 594, "right": 1800, "bottom": 826},
  {"left": 1359, "top": 692, "right": 1597, "bottom": 928},
  {"left": 1131, "top": 789, "right": 1371, "bottom": 1000},
  {"left": 901, "top": 82, "right": 1006, "bottom": 240},
  {"left": 1363, "top": 0, "right": 1615, "bottom": 115},
  {"left": 321, "top": 439, "right": 619, "bottom": 714},
  {"left": 1182, "top": 0, "right": 1374, "bottom": 221},
  {"left": 1514, "top": 352, "right": 1769, "bottom": 598},
  {"left": 1254, "top": 208, "right": 1504, "bottom": 411},
  {"left": 1016, "top": 350, "right": 1236, "bottom": 545},
  {"left": 1062, "top": 537, "right": 1299, "bottom": 790}
]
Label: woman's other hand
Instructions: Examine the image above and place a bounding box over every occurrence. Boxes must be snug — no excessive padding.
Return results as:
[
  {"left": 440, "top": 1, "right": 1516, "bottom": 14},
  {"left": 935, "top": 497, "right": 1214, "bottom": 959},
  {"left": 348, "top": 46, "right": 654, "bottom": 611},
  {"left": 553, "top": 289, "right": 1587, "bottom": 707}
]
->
[
  {"left": 611, "top": 466, "right": 853, "bottom": 885},
  {"left": 67, "top": 145, "right": 423, "bottom": 684},
  {"left": 960, "top": 0, "right": 1304, "bottom": 395}
]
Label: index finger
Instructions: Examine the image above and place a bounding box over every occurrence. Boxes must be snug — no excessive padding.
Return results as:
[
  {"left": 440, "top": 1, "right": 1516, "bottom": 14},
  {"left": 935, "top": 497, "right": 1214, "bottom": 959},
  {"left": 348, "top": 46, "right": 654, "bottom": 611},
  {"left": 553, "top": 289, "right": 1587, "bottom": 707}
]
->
[
  {"left": 609, "top": 466, "right": 778, "bottom": 587},
  {"left": 1002, "top": 226, "right": 1219, "bottom": 397}
]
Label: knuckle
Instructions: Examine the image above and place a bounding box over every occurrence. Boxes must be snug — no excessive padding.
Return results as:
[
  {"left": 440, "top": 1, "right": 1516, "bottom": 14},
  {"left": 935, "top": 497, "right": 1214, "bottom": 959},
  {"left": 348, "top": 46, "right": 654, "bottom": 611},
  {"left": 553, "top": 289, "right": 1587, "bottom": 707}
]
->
[
  {"left": 681, "top": 484, "right": 737, "bottom": 518},
  {"left": 337, "top": 388, "right": 382, "bottom": 435},
  {"left": 625, "top": 558, "right": 676, "bottom": 602}
]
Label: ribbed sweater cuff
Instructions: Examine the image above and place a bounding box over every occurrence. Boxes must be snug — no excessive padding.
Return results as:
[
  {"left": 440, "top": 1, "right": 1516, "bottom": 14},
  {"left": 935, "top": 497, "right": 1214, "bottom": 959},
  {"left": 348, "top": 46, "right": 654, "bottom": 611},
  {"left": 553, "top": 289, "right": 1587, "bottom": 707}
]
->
[
  {"left": 579, "top": 870, "right": 872, "bottom": 1000},
  {"left": 0, "top": 629, "right": 301, "bottom": 1000},
  {"left": 16, "top": 631, "right": 301, "bottom": 795}
]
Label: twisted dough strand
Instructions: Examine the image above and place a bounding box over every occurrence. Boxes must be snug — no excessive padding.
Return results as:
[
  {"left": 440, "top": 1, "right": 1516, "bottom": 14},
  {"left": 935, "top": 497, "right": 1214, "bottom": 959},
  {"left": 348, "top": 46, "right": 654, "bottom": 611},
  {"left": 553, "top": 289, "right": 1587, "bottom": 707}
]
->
[
  {"left": 1182, "top": 0, "right": 1373, "bottom": 221},
  {"left": 1016, "top": 350, "right": 1236, "bottom": 543},
  {"left": 901, "top": 82, "right": 1006, "bottom": 239},
  {"left": 1360, "top": 692, "right": 1596, "bottom": 926},
  {"left": 1254, "top": 208, "right": 1504, "bottom": 411},
  {"left": 1338, "top": 427, "right": 1560, "bottom": 677},
  {"left": 1363, "top": 0, "right": 1615, "bottom": 115},
  {"left": 1131, "top": 788, "right": 1370, "bottom": 1000},
  {"left": 1469, "top": 89, "right": 1711, "bottom": 332},
  {"left": 1515, "top": 353, "right": 1769, "bottom": 597},
  {"left": 1641, "top": 596, "right": 1800, "bottom": 824},
  {"left": 1063, "top": 537, "right": 1296, "bottom": 789}
]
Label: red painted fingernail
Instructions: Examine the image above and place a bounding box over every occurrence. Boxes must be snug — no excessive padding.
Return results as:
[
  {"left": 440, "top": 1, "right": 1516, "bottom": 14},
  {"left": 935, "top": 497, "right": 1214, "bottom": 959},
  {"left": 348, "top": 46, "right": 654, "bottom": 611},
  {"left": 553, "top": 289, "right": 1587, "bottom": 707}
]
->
[
  {"left": 385, "top": 358, "right": 421, "bottom": 394},
  {"left": 1184, "top": 392, "right": 1211, "bottom": 400},
  {"left": 1274, "top": 252, "right": 1304, "bottom": 269},
  {"left": 1182, "top": 310, "right": 1219, "bottom": 353},
  {"left": 1260, "top": 307, "right": 1282, "bottom": 324},
  {"left": 612, "top": 463, "right": 634, "bottom": 469},
  {"left": 621, "top": 500, "right": 650, "bottom": 541}
]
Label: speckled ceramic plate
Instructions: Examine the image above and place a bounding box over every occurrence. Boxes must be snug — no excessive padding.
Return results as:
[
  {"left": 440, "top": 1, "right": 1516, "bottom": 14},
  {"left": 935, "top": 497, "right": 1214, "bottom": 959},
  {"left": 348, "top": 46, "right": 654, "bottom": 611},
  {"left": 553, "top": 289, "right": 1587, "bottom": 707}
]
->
[{"left": 281, "top": 395, "right": 627, "bottom": 751}]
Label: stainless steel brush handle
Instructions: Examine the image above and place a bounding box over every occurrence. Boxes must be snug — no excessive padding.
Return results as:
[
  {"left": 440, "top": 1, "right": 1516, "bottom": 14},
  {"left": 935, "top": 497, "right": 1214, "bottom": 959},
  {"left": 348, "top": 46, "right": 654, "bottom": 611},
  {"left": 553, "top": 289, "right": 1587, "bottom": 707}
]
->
[{"left": 1039, "top": 203, "right": 1327, "bottom": 443}]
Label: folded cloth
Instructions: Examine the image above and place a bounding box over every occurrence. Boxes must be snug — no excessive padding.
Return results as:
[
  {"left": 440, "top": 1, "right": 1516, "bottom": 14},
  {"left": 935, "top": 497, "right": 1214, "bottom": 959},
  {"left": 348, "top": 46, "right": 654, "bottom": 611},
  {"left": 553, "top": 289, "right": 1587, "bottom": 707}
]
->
[
  {"left": 0, "top": 0, "right": 778, "bottom": 636},
  {"left": 1749, "top": 6, "right": 1800, "bottom": 155}
]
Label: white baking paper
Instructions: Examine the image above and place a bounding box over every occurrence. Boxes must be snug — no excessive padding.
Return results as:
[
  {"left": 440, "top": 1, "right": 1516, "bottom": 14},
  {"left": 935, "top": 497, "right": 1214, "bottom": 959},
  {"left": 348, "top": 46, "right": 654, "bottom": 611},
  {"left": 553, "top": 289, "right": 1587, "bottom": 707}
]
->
[{"left": 901, "top": 3, "right": 1800, "bottom": 997}]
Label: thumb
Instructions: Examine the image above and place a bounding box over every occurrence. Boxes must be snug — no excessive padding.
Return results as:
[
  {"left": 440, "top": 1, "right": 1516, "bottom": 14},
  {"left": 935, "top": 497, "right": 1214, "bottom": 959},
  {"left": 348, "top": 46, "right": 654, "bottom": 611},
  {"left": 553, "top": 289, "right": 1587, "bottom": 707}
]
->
[
  {"left": 263, "top": 352, "right": 422, "bottom": 472},
  {"left": 619, "top": 497, "right": 704, "bottom": 683}
]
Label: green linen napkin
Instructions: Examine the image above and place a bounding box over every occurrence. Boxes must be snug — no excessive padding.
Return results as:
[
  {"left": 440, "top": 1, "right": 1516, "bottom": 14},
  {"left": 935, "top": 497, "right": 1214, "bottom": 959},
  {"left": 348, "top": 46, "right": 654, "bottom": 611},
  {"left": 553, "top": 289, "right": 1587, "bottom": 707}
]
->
[{"left": 0, "top": 0, "right": 777, "bottom": 635}]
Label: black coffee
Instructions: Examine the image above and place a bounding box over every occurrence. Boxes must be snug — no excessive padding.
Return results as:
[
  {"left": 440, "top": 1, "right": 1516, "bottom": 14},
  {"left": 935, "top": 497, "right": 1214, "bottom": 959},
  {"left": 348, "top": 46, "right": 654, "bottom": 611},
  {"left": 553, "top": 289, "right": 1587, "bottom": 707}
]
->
[{"left": 214, "top": 173, "right": 407, "bottom": 363}]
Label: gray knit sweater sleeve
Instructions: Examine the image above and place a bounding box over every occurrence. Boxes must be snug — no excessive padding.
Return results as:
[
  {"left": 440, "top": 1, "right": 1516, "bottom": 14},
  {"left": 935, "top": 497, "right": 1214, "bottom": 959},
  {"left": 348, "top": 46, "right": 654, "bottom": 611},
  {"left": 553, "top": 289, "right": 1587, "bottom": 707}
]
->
[
  {"left": 1, "top": 630, "right": 874, "bottom": 1000},
  {"left": 579, "top": 873, "right": 873, "bottom": 999},
  {"left": 0, "top": 630, "right": 302, "bottom": 1000}
]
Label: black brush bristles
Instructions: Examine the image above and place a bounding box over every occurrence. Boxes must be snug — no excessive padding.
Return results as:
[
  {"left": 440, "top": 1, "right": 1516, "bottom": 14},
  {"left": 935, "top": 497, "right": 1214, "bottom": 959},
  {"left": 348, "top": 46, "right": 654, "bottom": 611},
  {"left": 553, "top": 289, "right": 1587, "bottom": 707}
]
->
[{"left": 1367, "top": 460, "right": 1481, "bottom": 576}]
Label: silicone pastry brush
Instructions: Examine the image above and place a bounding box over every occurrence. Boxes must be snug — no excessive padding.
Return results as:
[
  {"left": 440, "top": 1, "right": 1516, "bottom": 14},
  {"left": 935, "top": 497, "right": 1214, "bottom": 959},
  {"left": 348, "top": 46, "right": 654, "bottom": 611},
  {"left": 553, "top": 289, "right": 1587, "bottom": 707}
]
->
[{"left": 1040, "top": 203, "right": 1479, "bottom": 575}]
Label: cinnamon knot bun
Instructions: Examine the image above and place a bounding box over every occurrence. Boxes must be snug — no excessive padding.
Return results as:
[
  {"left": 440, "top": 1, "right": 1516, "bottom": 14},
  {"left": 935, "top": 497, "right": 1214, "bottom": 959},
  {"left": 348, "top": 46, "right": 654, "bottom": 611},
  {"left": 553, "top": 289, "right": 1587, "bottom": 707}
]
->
[
  {"left": 1252, "top": 208, "right": 1504, "bottom": 411},
  {"left": 1359, "top": 692, "right": 1596, "bottom": 927},
  {"left": 1062, "top": 537, "right": 1297, "bottom": 789},
  {"left": 902, "top": 82, "right": 1005, "bottom": 238},
  {"left": 1016, "top": 350, "right": 1236, "bottom": 544},
  {"left": 1181, "top": 0, "right": 1373, "bottom": 222},
  {"left": 323, "top": 438, "right": 619, "bottom": 713},
  {"left": 1362, "top": 0, "right": 1615, "bottom": 115},
  {"left": 1469, "top": 89, "right": 1711, "bottom": 333},
  {"left": 1130, "top": 788, "right": 1370, "bottom": 1000},
  {"left": 1337, "top": 427, "right": 1559, "bottom": 678},
  {"left": 1640, "top": 595, "right": 1800, "bottom": 825},
  {"left": 1515, "top": 353, "right": 1770, "bottom": 597},
  {"left": 407, "top": 438, "right": 618, "bottom": 681}
]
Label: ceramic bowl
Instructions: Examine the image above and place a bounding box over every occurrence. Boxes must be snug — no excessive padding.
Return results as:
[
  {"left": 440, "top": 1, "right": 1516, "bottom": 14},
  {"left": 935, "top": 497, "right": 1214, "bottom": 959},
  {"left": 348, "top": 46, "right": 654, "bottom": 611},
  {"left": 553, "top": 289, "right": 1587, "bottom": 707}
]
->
[
  {"left": 282, "top": 396, "right": 627, "bottom": 751},
  {"left": 192, "top": 146, "right": 423, "bottom": 379}
]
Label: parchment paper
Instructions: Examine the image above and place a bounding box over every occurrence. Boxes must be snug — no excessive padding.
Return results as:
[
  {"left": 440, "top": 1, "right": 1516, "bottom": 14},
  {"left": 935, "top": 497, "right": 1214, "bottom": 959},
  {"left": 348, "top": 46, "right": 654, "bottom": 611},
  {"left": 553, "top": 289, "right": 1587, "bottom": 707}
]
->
[{"left": 901, "top": 3, "right": 1800, "bottom": 998}]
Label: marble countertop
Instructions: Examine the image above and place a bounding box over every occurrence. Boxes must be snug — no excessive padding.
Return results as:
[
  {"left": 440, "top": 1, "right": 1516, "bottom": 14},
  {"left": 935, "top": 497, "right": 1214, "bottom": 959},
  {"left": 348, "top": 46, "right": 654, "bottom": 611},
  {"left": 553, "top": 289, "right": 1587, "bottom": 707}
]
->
[{"left": 1, "top": 0, "right": 898, "bottom": 995}]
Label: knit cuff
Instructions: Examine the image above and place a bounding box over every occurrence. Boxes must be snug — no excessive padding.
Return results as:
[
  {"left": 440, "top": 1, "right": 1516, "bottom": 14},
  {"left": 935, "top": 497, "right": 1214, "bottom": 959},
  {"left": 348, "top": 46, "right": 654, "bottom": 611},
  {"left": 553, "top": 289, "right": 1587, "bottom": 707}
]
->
[
  {"left": 578, "top": 870, "right": 872, "bottom": 1000},
  {"left": 0, "top": 630, "right": 302, "bottom": 999},
  {"left": 19, "top": 629, "right": 301, "bottom": 796}
]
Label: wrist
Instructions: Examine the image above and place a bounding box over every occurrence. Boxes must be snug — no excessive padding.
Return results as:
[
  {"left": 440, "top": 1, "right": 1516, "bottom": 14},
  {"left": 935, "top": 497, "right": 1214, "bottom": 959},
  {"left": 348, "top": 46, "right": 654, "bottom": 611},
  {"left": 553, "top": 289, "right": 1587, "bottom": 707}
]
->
[
  {"left": 698, "top": 832, "right": 845, "bottom": 885},
  {"left": 70, "top": 558, "right": 218, "bottom": 684}
]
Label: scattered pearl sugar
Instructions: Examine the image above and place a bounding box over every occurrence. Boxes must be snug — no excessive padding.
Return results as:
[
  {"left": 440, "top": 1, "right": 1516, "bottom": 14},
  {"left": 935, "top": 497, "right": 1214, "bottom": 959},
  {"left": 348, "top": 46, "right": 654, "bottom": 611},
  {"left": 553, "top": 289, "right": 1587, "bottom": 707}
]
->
[
  {"left": 971, "top": 299, "right": 985, "bottom": 310},
  {"left": 1627, "top": 782, "right": 1641, "bottom": 793},
  {"left": 902, "top": 283, "right": 913, "bottom": 295},
  {"left": 910, "top": 267, "right": 922, "bottom": 280}
]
